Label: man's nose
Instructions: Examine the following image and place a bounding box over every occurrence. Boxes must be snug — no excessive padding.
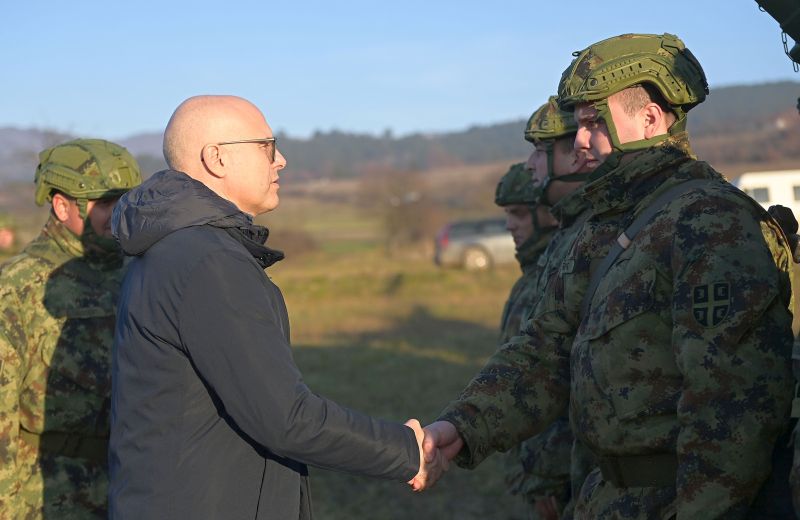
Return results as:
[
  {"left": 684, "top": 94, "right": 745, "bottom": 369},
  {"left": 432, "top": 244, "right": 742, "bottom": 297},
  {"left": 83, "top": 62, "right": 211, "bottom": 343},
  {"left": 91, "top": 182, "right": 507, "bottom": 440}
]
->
[
  {"left": 574, "top": 127, "right": 590, "bottom": 150},
  {"left": 274, "top": 149, "right": 287, "bottom": 170},
  {"left": 525, "top": 151, "right": 537, "bottom": 172}
]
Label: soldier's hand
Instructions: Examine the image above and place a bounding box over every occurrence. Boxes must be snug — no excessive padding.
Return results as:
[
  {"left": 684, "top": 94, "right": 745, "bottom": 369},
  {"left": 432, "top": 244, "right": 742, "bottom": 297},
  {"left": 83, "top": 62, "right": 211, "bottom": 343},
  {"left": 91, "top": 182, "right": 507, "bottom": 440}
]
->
[
  {"left": 405, "top": 419, "right": 449, "bottom": 491},
  {"left": 422, "top": 420, "right": 464, "bottom": 462}
]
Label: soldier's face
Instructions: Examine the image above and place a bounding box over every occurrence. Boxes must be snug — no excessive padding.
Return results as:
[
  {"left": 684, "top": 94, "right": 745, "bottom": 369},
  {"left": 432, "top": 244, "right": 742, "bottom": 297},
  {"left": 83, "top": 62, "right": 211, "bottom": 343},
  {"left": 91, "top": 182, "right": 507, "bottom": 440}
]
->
[
  {"left": 528, "top": 137, "right": 587, "bottom": 207},
  {"left": 573, "top": 102, "right": 613, "bottom": 168},
  {"left": 56, "top": 195, "right": 118, "bottom": 238},
  {"left": 86, "top": 197, "right": 119, "bottom": 238},
  {"left": 504, "top": 204, "right": 534, "bottom": 247},
  {"left": 0, "top": 228, "right": 14, "bottom": 250},
  {"left": 526, "top": 144, "right": 548, "bottom": 186}
]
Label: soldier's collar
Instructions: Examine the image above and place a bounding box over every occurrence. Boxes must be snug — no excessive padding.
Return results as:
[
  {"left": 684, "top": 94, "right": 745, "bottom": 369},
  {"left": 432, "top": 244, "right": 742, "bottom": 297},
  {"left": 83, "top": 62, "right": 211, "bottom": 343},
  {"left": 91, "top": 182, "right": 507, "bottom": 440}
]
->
[
  {"left": 582, "top": 133, "right": 694, "bottom": 215},
  {"left": 516, "top": 227, "right": 554, "bottom": 271},
  {"left": 551, "top": 184, "right": 591, "bottom": 225},
  {"left": 41, "top": 216, "right": 123, "bottom": 268}
]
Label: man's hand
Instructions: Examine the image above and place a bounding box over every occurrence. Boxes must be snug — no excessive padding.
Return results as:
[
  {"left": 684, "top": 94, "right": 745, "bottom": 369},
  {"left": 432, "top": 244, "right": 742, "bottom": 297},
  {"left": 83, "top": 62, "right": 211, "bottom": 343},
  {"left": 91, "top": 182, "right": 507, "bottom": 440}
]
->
[
  {"left": 405, "top": 419, "right": 449, "bottom": 491},
  {"left": 405, "top": 420, "right": 464, "bottom": 491},
  {"left": 423, "top": 420, "right": 464, "bottom": 462}
]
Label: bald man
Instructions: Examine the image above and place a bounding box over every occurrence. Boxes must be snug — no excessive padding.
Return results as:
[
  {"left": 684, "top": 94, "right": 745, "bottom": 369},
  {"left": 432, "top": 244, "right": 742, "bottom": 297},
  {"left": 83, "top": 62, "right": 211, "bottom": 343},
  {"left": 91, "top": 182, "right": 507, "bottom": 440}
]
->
[{"left": 109, "top": 96, "right": 441, "bottom": 519}]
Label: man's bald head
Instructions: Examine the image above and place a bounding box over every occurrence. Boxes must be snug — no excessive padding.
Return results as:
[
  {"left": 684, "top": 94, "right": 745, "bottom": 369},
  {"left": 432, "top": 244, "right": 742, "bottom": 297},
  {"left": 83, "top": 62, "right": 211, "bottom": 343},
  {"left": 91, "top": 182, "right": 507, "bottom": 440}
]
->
[
  {"left": 163, "top": 95, "right": 267, "bottom": 176},
  {"left": 161, "top": 95, "right": 286, "bottom": 216}
]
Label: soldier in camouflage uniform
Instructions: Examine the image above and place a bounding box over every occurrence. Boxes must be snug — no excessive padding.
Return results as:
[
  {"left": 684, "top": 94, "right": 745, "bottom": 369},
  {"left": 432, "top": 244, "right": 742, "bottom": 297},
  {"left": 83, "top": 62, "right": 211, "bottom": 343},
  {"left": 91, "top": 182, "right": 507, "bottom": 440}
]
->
[
  {"left": 422, "top": 34, "right": 794, "bottom": 519},
  {"left": 498, "top": 98, "right": 595, "bottom": 520},
  {"left": 495, "top": 162, "right": 557, "bottom": 345},
  {"left": 0, "top": 139, "right": 142, "bottom": 518},
  {"left": 494, "top": 161, "right": 560, "bottom": 519}
]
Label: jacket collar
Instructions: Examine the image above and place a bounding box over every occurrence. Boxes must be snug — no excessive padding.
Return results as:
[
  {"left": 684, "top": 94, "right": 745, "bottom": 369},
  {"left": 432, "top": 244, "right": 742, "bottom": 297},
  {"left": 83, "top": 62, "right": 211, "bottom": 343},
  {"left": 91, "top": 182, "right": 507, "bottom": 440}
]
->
[{"left": 582, "top": 132, "right": 695, "bottom": 215}]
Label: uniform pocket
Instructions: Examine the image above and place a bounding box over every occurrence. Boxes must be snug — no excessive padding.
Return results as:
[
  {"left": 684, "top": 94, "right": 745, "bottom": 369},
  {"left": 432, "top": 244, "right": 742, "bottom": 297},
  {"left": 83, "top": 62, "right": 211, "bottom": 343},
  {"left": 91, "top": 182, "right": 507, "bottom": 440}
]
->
[{"left": 581, "top": 265, "right": 656, "bottom": 341}]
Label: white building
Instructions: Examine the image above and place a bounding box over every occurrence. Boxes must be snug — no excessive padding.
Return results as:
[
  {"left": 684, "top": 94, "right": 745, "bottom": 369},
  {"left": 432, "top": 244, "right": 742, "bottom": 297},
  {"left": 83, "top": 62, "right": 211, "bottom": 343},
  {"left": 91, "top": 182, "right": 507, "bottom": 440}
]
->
[{"left": 733, "top": 170, "right": 800, "bottom": 218}]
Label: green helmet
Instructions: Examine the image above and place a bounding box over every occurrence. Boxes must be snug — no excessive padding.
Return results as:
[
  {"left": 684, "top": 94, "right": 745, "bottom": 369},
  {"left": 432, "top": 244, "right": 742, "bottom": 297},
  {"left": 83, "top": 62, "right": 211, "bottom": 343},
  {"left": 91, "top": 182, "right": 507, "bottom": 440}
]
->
[
  {"left": 525, "top": 96, "right": 577, "bottom": 143},
  {"left": 495, "top": 162, "right": 538, "bottom": 206},
  {"left": 34, "top": 138, "right": 142, "bottom": 207},
  {"left": 558, "top": 33, "right": 708, "bottom": 113},
  {"left": 524, "top": 96, "right": 588, "bottom": 203},
  {"left": 557, "top": 33, "right": 708, "bottom": 153}
]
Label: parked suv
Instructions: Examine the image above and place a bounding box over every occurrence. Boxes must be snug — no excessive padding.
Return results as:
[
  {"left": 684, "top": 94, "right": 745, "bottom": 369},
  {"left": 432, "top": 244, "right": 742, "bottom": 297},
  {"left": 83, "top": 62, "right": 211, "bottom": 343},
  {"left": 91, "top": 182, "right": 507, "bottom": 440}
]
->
[{"left": 434, "top": 217, "right": 515, "bottom": 271}]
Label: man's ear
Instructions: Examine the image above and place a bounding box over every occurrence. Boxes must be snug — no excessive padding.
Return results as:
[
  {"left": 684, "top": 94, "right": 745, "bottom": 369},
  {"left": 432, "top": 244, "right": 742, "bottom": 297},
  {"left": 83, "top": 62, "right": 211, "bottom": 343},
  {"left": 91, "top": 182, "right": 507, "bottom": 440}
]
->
[
  {"left": 201, "top": 144, "right": 227, "bottom": 178},
  {"left": 642, "top": 103, "right": 666, "bottom": 140},
  {"left": 51, "top": 192, "right": 71, "bottom": 222}
]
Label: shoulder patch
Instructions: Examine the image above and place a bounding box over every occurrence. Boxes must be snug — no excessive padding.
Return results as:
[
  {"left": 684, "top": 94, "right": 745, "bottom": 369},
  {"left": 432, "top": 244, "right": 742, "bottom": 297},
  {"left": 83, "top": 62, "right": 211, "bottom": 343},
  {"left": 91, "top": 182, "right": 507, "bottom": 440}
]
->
[{"left": 692, "top": 282, "right": 730, "bottom": 327}]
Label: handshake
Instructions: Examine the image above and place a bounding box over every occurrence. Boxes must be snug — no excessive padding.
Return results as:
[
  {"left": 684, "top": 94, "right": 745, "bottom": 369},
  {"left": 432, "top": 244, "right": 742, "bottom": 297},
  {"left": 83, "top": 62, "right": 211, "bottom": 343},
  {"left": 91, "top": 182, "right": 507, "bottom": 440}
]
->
[{"left": 404, "top": 419, "right": 464, "bottom": 491}]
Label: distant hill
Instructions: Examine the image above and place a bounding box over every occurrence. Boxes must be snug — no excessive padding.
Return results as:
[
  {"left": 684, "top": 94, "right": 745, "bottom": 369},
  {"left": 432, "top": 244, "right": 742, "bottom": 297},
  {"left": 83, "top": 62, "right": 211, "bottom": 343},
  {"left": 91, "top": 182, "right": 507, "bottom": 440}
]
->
[{"left": 1, "top": 81, "right": 799, "bottom": 185}]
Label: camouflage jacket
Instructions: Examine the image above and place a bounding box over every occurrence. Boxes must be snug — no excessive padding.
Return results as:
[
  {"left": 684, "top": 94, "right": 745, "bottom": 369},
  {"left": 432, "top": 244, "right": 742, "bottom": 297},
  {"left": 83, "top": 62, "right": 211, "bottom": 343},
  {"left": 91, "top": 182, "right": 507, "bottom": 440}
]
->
[
  {"left": 500, "top": 212, "right": 572, "bottom": 511},
  {"left": 0, "top": 217, "right": 124, "bottom": 518},
  {"left": 499, "top": 229, "right": 554, "bottom": 345},
  {"left": 438, "top": 133, "right": 794, "bottom": 519}
]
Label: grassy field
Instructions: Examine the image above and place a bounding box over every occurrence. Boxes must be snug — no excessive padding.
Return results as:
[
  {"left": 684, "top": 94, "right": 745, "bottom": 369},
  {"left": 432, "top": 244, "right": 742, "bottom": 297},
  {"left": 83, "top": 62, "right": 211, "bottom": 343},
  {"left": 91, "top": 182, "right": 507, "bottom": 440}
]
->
[
  {"left": 269, "top": 246, "right": 528, "bottom": 519},
  {"left": 256, "top": 178, "right": 533, "bottom": 519},
  {"left": 0, "top": 170, "right": 534, "bottom": 518},
  {"left": 5, "top": 161, "right": 800, "bottom": 519}
]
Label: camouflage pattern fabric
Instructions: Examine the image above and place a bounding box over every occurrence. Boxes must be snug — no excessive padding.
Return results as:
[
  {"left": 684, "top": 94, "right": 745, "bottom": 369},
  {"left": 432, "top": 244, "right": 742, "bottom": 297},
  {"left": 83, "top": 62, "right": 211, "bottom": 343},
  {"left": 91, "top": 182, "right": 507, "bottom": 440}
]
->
[
  {"left": 0, "top": 216, "right": 124, "bottom": 518},
  {"left": 499, "top": 229, "right": 554, "bottom": 346},
  {"left": 438, "top": 133, "right": 794, "bottom": 519},
  {"left": 498, "top": 226, "right": 571, "bottom": 519},
  {"left": 500, "top": 193, "right": 593, "bottom": 519}
]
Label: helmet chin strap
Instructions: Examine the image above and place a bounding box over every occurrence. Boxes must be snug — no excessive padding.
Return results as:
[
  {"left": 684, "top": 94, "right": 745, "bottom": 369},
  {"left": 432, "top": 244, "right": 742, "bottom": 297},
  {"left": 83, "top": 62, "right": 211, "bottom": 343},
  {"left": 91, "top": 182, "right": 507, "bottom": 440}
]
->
[
  {"left": 76, "top": 197, "right": 89, "bottom": 219},
  {"left": 590, "top": 98, "right": 687, "bottom": 170},
  {"left": 535, "top": 140, "right": 592, "bottom": 207},
  {"left": 526, "top": 204, "right": 558, "bottom": 245}
]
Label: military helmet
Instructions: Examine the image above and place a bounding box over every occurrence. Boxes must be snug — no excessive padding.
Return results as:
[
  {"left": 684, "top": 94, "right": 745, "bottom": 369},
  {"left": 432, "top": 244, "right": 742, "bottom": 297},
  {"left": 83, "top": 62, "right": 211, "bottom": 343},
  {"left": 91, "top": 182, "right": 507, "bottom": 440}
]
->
[
  {"left": 34, "top": 138, "right": 142, "bottom": 206},
  {"left": 557, "top": 33, "right": 708, "bottom": 113},
  {"left": 525, "top": 96, "right": 577, "bottom": 143},
  {"left": 495, "top": 162, "right": 538, "bottom": 206}
]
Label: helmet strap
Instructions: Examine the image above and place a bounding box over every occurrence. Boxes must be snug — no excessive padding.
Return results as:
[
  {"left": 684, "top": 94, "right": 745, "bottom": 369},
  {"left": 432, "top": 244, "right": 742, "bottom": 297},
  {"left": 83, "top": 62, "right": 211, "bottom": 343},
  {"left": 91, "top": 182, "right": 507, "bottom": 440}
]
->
[
  {"left": 527, "top": 203, "right": 558, "bottom": 238},
  {"left": 537, "top": 140, "right": 592, "bottom": 206},
  {"left": 593, "top": 98, "right": 682, "bottom": 162},
  {"left": 76, "top": 197, "right": 89, "bottom": 219}
]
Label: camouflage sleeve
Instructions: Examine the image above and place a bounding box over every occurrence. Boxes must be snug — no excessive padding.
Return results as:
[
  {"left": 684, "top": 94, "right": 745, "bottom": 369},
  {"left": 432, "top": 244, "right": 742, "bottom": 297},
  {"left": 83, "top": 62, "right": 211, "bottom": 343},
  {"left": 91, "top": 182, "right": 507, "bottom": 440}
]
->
[
  {"left": 671, "top": 194, "right": 794, "bottom": 517},
  {"left": 0, "top": 282, "right": 24, "bottom": 512},
  {"left": 437, "top": 288, "right": 572, "bottom": 469}
]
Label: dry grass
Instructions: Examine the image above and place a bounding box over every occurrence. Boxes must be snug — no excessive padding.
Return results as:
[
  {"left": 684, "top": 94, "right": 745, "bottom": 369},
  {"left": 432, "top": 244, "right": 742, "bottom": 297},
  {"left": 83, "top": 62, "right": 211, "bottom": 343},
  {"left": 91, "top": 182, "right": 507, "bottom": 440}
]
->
[{"left": 269, "top": 245, "right": 529, "bottom": 519}]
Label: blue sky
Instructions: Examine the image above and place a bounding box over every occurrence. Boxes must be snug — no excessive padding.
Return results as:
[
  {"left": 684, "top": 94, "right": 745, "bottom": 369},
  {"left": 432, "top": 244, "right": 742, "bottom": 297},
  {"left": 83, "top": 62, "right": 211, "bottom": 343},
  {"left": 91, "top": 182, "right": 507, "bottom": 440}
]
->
[{"left": 1, "top": 1, "right": 797, "bottom": 140}]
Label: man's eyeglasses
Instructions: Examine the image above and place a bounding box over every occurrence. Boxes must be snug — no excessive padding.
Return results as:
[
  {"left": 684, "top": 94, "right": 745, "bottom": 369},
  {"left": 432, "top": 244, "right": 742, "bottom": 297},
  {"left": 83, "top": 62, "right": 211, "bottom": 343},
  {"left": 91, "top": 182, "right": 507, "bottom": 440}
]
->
[{"left": 217, "top": 137, "right": 277, "bottom": 163}]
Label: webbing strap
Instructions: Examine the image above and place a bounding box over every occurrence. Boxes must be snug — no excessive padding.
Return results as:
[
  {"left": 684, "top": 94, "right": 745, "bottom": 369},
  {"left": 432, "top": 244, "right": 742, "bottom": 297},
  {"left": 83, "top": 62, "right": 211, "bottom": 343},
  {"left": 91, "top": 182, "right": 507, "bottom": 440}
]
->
[{"left": 581, "top": 179, "right": 710, "bottom": 318}]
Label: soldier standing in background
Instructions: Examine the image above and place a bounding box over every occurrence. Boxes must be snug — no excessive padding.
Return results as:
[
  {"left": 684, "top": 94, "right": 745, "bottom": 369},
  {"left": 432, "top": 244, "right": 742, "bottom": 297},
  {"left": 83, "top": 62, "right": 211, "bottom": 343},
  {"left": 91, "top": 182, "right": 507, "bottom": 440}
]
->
[
  {"left": 0, "top": 139, "right": 142, "bottom": 518},
  {"left": 420, "top": 33, "right": 794, "bottom": 518},
  {"left": 495, "top": 162, "right": 557, "bottom": 346},
  {"left": 495, "top": 97, "right": 595, "bottom": 520},
  {"left": 494, "top": 162, "right": 560, "bottom": 519}
]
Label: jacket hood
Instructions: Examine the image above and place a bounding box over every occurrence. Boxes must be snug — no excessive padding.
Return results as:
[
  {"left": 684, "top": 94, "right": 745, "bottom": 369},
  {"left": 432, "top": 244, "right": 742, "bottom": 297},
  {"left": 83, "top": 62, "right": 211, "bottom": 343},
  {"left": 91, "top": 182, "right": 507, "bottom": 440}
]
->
[{"left": 112, "top": 169, "right": 250, "bottom": 256}]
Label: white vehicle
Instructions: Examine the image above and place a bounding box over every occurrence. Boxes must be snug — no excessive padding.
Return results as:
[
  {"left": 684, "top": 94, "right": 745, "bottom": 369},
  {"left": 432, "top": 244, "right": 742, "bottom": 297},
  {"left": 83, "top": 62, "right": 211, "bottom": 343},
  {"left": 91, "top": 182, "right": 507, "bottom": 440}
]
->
[{"left": 733, "top": 169, "right": 800, "bottom": 217}]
